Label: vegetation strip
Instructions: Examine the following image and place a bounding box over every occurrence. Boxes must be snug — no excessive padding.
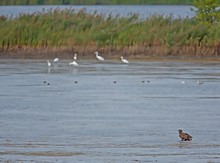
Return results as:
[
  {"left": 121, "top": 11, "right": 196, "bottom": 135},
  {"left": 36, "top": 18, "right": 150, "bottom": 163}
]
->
[{"left": 0, "top": 0, "right": 220, "bottom": 59}]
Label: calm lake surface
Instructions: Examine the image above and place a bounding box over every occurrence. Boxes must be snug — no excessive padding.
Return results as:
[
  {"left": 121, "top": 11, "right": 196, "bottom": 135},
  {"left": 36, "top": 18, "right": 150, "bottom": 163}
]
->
[
  {"left": 0, "top": 59, "right": 220, "bottom": 162},
  {"left": 0, "top": 5, "right": 194, "bottom": 18}
]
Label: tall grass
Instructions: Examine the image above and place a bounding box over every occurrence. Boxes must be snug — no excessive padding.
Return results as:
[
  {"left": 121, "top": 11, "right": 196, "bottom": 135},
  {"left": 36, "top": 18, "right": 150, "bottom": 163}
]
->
[{"left": 0, "top": 8, "right": 220, "bottom": 56}]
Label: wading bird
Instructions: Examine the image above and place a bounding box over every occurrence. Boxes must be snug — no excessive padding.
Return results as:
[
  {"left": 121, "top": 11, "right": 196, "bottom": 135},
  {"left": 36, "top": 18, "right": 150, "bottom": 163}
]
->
[
  {"left": 54, "top": 58, "right": 59, "bottom": 63},
  {"left": 178, "top": 129, "right": 193, "bottom": 141},
  {"left": 121, "top": 56, "right": 129, "bottom": 64},
  {"left": 74, "top": 54, "right": 77, "bottom": 60},
  {"left": 69, "top": 60, "right": 78, "bottom": 66},
  {"left": 95, "top": 51, "right": 104, "bottom": 61},
  {"left": 47, "top": 60, "right": 51, "bottom": 67}
]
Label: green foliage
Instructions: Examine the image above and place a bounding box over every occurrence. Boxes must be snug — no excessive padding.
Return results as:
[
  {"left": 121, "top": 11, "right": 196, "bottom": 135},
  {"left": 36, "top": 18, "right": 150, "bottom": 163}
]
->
[
  {"left": 193, "top": 0, "right": 220, "bottom": 25},
  {"left": 0, "top": 8, "right": 220, "bottom": 51}
]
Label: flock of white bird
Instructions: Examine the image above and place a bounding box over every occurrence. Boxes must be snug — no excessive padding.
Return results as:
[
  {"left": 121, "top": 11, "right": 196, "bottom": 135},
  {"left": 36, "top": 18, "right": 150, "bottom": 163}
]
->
[
  {"left": 46, "top": 52, "right": 205, "bottom": 85},
  {"left": 47, "top": 51, "right": 129, "bottom": 67}
]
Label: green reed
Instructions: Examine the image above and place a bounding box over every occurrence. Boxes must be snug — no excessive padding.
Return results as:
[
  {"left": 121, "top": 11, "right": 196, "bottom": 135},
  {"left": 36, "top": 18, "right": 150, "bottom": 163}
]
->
[{"left": 0, "top": 8, "right": 220, "bottom": 56}]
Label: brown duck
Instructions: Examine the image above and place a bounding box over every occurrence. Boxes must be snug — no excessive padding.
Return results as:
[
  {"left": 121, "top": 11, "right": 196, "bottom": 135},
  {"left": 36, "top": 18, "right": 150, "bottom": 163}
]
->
[{"left": 178, "top": 129, "right": 193, "bottom": 141}]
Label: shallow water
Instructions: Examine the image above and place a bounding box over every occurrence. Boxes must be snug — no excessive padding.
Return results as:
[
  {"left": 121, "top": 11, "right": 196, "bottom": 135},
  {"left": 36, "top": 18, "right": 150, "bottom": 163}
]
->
[
  {"left": 0, "top": 59, "right": 220, "bottom": 162},
  {"left": 0, "top": 5, "right": 194, "bottom": 19}
]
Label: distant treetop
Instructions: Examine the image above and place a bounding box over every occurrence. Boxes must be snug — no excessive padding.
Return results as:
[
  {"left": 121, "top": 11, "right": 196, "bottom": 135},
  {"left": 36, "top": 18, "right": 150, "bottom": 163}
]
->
[{"left": 0, "top": 0, "right": 197, "bottom": 5}]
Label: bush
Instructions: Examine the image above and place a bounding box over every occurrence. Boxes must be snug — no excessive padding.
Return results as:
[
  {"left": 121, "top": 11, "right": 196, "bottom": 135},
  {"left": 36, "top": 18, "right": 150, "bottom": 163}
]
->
[{"left": 193, "top": 0, "right": 220, "bottom": 25}]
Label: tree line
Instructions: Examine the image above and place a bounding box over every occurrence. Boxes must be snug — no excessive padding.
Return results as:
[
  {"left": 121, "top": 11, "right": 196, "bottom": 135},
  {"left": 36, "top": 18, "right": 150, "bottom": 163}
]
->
[{"left": 0, "top": 0, "right": 195, "bottom": 5}]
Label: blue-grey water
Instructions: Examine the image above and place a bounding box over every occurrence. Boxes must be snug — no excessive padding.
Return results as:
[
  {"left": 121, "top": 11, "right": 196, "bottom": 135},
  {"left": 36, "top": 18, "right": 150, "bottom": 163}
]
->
[
  {"left": 0, "top": 5, "right": 194, "bottom": 18},
  {"left": 0, "top": 59, "right": 220, "bottom": 162}
]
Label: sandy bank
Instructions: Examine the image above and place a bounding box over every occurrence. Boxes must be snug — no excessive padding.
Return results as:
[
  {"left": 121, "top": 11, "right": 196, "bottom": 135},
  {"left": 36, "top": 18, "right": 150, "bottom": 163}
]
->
[{"left": 0, "top": 47, "right": 220, "bottom": 62}]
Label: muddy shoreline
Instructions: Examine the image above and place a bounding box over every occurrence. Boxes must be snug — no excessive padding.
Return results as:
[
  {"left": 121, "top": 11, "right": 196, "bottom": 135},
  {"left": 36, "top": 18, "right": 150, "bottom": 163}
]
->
[{"left": 0, "top": 47, "right": 220, "bottom": 62}]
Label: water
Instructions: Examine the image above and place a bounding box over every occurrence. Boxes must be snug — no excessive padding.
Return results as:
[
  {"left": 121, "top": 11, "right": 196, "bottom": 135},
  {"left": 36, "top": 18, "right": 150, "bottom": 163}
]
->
[
  {"left": 0, "top": 5, "right": 194, "bottom": 18},
  {"left": 0, "top": 59, "right": 220, "bottom": 162}
]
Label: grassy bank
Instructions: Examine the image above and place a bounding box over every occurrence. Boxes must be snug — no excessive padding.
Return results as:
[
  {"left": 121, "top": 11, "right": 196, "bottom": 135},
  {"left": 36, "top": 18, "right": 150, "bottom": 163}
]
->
[
  {"left": 0, "top": 8, "right": 220, "bottom": 59},
  {"left": 0, "top": 0, "right": 196, "bottom": 5}
]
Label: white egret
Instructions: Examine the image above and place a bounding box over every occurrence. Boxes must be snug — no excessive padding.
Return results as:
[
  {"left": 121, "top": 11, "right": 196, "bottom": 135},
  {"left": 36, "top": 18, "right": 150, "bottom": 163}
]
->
[
  {"left": 74, "top": 54, "right": 77, "bottom": 60},
  {"left": 54, "top": 58, "right": 59, "bottom": 62},
  {"left": 69, "top": 60, "right": 78, "bottom": 66},
  {"left": 95, "top": 51, "right": 104, "bottom": 61},
  {"left": 197, "top": 80, "right": 204, "bottom": 85},
  {"left": 47, "top": 60, "right": 51, "bottom": 66},
  {"left": 121, "top": 56, "right": 129, "bottom": 64},
  {"left": 181, "top": 81, "right": 186, "bottom": 84}
]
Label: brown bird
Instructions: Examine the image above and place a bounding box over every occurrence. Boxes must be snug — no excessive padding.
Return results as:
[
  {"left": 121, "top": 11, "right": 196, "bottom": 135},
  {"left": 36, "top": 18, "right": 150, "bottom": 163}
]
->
[{"left": 178, "top": 129, "right": 193, "bottom": 141}]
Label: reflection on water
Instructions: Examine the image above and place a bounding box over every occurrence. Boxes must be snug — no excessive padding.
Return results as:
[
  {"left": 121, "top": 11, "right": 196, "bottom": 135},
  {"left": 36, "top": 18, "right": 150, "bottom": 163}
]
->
[{"left": 0, "top": 59, "right": 220, "bottom": 162}]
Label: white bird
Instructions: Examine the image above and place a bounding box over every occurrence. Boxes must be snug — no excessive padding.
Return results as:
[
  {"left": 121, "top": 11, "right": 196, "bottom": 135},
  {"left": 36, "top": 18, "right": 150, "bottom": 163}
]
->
[
  {"left": 47, "top": 60, "right": 51, "bottom": 67},
  {"left": 95, "top": 51, "right": 104, "bottom": 61},
  {"left": 74, "top": 54, "right": 77, "bottom": 60},
  {"left": 197, "top": 80, "right": 204, "bottom": 85},
  {"left": 54, "top": 58, "right": 59, "bottom": 63},
  {"left": 121, "top": 56, "right": 129, "bottom": 64},
  {"left": 69, "top": 60, "right": 78, "bottom": 66},
  {"left": 181, "top": 81, "right": 186, "bottom": 84}
]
